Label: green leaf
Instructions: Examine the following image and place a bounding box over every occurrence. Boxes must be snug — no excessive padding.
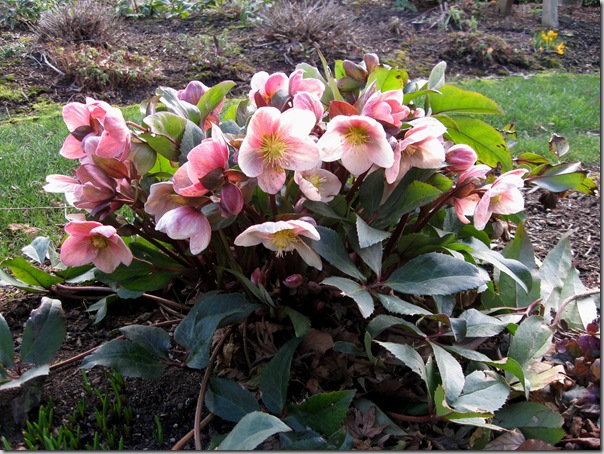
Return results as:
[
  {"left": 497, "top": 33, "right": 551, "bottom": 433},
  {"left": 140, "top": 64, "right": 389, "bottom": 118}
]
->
[
  {"left": 529, "top": 171, "right": 588, "bottom": 192},
  {"left": 377, "top": 294, "right": 432, "bottom": 316},
  {"left": 433, "top": 386, "right": 502, "bottom": 428},
  {"left": 216, "top": 411, "right": 291, "bottom": 450},
  {"left": 355, "top": 215, "right": 390, "bottom": 248},
  {"left": 197, "top": 80, "right": 236, "bottom": 129},
  {"left": 1, "top": 257, "right": 63, "bottom": 289},
  {"left": 287, "top": 390, "right": 355, "bottom": 436},
  {"left": 470, "top": 244, "right": 532, "bottom": 293},
  {"left": 385, "top": 252, "right": 488, "bottom": 296},
  {"left": 141, "top": 111, "right": 188, "bottom": 161},
  {"left": 427, "top": 61, "right": 447, "bottom": 90},
  {"left": 174, "top": 292, "right": 258, "bottom": 370},
  {"left": 436, "top": 115, "right": 512, "bottom": 171},
  {"left": 308, "top": 227, "right": 365, "bottom": 281},
  {"left": 119, "top": 325, "right": 171, "bottom": 359},
  {"left": 451, "top": 370, "right": 509, "bottom": 413},
  {"left": 367, "top": 66, "right": 408, "bottom": 91},
  {"left": 302, "top": 200, "right": 349, "bottom": 221},
  {"left": 282, "top": 307, "right": 311, "bottom": 337},
  {"left": 0, "top": 365, "right": 49, "bottom": 391},
  {"left": 81, "top": 339, "right": 167, "bottom": 379},
  {"left": 179, "top": 120, "right": 205, "bottom": 163},
  {"left": 322, "top": 277, "right": 374, "bottom": 318},
  {"left": 346, "top": 226, "right": 384, "bottom": 277},
  {"left": 0, "top": 268, "right": 46, "bottom": 292},
  {"left": 354, "top": 398, "right": 407, "bottom": 436},
  {"left": 259, "top": 337, "right": 302, "bottom": 415},
  {"left": 205, "top": 377, "right": 260, "bottom": 422},
  {"left": 21, "top": 237, "right": 52, "bottom": 265},
  {"left": 493, "top": 402, "right": 565, "bottom": 445},
  {"left": 376, "top": 180, "right": 442, "bottom": 228},
  {"left": 375, "top": 341, "right": 427, "bottom": 384},
  {"left": 430, "top": 342, "right": 464, "bottom": 403},
  {"left": 157, "top": 86, "right": 201, "bottom": 124},
  {"left": 428, "top": 85, "right": 503, "bottom": 115},
  {"left": 457, "top": 309, "right": 510, "bottom": 338},
  {"left": 508, "top": 316, "right": 553, "bottom": 368},
  {"left": 20, "top": 298, "right": 66, "bottom": 366},
  {"left": 358, "top": 169, "right": 385, "bottom": 215},
  {"left": 0, "top": 314, "right": 14, "bottom": 368}
]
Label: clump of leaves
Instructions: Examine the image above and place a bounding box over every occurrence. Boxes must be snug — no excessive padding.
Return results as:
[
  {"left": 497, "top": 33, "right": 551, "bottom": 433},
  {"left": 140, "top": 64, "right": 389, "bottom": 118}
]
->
[
  {"left": 33, "top": 0, "right": 124, "bottom": 46},
  {"left": 442, "top": 31, "right": 531, "bottom": 69},
  {"left": 254, "top": 0, "right": 359, "bottom": 58}
]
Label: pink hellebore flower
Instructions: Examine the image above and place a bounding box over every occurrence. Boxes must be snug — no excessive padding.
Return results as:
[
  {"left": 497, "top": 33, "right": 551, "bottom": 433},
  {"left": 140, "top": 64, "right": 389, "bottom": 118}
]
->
[
  {"left": 60, "top": 98, "right": 130, "bottom": 161},
  {"left": 177, "top": 80, "right": 225, "bottom": 127},
  {"left": 238, "top": 107, "right": 320, "bottom": 194},
  {"left": 360, "top": 90, "right": 409, "bottom": 129},
  {"left": 452, "top": 165, "right": 491, "bottom": 224},
  {"left": 60, "top": 221, "right": 132, "bottom": 273},
  {"left": 445, "top": 143, "right": 478, "bottom": 173},
  {"left": 473, "top": 169, "right": 528, "bottom": 230},
  {"left": 288, "top": 69, "right": 325, "bottom": 99},
  {"left": 317, "top": 115, "right": 393, "bottom": 176},
  {"left": 249, "top": 71, "right": 289, "bottom": 106},
  {"left": 173, "top": 124, "right": 230, "bottom": 197},
  {"left": 144, "top": 181, "right": 180, "bottom": 222},
  {"left": 294, "top": 166, "right": 342, "bottom": 202},
  {"left": 156, "top": 206, "right": 212, "bottom": 255},
  {"left": 293, "top": 92, "right": 324, "bottom": 125},
  {"left": 234, "top": 219, "right": 322, "bottom": 270}
]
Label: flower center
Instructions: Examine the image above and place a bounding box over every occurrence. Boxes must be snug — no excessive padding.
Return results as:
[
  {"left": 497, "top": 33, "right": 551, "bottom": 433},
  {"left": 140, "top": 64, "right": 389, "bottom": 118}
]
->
[
  {"left": 270, "top": 229, "right": 299, "bottom": 256},
  {"left": 90, "top": 234, "right": 109, "bottom": 249},
  {"left": 345, "top": 126, "right": 369, "bottom": 147},
  {"left": 262, "top": 134, "right": 288, "bottom": 164}
]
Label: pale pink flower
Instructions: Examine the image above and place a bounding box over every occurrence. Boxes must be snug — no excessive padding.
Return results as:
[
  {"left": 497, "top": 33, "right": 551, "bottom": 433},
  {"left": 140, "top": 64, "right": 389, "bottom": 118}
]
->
[
  {"left": 317, "top": 115, "right": 393, "bottom": 176},
  {"left": 445, "top": 144, "right": 478, "bottom": 173},
  {"left": 294, "top": 166, "right": 341, "bottom": 202},
  {"left": 60, "top": 221, "right": 132, "bottom": 273},
  {"left": 293, "top": 92, "right": 324, "bottom": 125},
  {"left": 249, "top": 71, "right": 289, "bottom": 106},
  {"left": 360, "top": 89, "right": 409, "bottom": 129},
  {"left": 473, "top": 169, "right": 528, "bottom": 230},
  {"left": 177, "top": 80, "right": 225, "bottom": 127},
  {"left": 173, "top": 124, "right": 230, "bottom": 197},
  {"left": 144, "top": 181, "right": 180, "bottom": 222},
  {"left": 234, "top": 219, "right": 322, "bottom": 269},
  {"left": 60, "top": 98, "right": 130, "bottom": 161},
  {"left": 452, "top": 165, "right": 491, "bottom": 224},
  {"left": 43, "top": 174, "right": 80, "bottom": 196},
  {"left": 238, "top": 107, "right": 320, "bottom": 194},
  {"left": 156, "top": 206, "right": 212, "bottom": 254},
  {"left": 288, "top": 69, "right": 325, "bottom": 99},
  {"left": 454, "top": 194, "right": 481, "bottom": 225}
]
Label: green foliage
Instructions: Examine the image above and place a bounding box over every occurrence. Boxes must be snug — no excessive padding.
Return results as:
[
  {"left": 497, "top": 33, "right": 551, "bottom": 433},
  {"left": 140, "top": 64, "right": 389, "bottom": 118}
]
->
[
  {"left": 0, "top": 0, "right": 66, "bottom": 29},
  {"left": 114, "top": 0, "right": 218, "bottom": 18}
]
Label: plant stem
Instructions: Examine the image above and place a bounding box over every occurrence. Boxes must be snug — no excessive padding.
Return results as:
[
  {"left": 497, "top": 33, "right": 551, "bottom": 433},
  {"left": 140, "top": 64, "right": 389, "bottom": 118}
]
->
[{"left": 551, "top": 288, "right": 600, "bottom": 327}]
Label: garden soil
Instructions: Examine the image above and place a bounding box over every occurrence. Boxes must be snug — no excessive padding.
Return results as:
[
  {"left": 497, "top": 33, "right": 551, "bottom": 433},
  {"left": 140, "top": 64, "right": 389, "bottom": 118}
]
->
[{"left": 0, "top": 1, "right": 600, "bottom": 450}]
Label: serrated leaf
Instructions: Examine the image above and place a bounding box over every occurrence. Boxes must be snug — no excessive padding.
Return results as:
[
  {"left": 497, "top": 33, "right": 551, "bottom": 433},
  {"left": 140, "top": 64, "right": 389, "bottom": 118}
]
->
[
  {"left": 259, "top": 337, "right": 302, "bottom": 415},
  {"left": 433, "top": 385, "right": 503, "bottom": 429},
  {"left": 141, "top": 111, "right": 188, "bottom": 161},
  {"left": 377, "top": 294, "right": 432, "bottom": 316},
  {"left": 119, "top": 325, "right": 171, "bottom": 359},
  {"left": 0, "top": 365, "right": 50, "bottom": 390},
  {"left": 0, "top": 314, "right": 14, "bottom": 368},
  {"left": 216, "top": 411, "right": 291, "bottom": 450},
  {"left": 470, "top": 246, "right": 532, "bottom": 293},
  {"left": 508, "top": 316, "right": 553, "bottom": 368},
  {"left": 358, "top": 169, "right": 385, "bottom": 215},
  {"left": 1, "top": 257, "right": 63, "bottom": 289},
  {"left": 430, "top": 342, "right": 465, "bottom": 403},
  {"left": 428, "top": 85, "right": 503, "bottom": 115},
  {"left": 205, "top": 377, "right": 260, "bottom": 422},
  {"left": 458, "top": 309, "right": 509, "bottom": 338},
  {"left": 355, "top": 215, "right": 390, "bottom": 248},
  {"left": 308, "top": 227, "right": 365, "bottom": 281},
  {"left": 451, "top": 370, "right": 509, "bottom": 413},
  {"left": 375, "top": 341, "right": 427, "bottom": 384},
  {"left": 322, "top": 277, "right": 374, "bottom": 318},
  {"left": 377, "top": 180, "right": 442, "bottom": 228},
  {"left": 81, "top": 339, "right": 166, "bottom": 379},
  {"left": 287, "top": 390, "right": 355, "bottom": 436},
  {"left": 493, "top": 402, "right": 565, "bottom": 445},
  {"left": 385, "top": 252, "right": 488, "bottom": 296},
  {"left": 20, "top": 298, "right": 65, "bottom": 365}
]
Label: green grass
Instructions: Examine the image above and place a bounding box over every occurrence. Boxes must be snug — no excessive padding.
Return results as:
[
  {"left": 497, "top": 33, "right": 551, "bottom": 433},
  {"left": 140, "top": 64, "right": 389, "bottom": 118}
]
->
[{"left": 452, "top": 72, "right": 600, "bottom": 165}]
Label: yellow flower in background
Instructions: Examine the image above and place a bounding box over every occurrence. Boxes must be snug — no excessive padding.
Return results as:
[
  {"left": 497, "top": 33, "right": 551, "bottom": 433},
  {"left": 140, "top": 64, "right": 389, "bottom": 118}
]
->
[{"left": 556, "top": 42, "right": 565, "bottom": 55}]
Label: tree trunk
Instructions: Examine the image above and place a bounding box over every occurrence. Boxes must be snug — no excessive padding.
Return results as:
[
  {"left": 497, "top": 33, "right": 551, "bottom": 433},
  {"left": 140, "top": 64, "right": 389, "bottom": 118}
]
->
[
  {"left": 496, "top": 0, "right": 514, "bottom": 16},
  {"left": 542, "top": 0, "right": 559, "bottom": 28}
]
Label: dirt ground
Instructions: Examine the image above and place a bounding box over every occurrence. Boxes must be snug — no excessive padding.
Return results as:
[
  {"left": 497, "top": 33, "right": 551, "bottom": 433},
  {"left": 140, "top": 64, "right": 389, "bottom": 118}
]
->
[{"left": 0, "top": 0, "right": 600, "bottom": 450}]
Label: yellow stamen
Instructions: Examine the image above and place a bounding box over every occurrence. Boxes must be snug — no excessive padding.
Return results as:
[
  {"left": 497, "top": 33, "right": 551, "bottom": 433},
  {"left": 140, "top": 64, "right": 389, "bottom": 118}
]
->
[
  {"left": 270, "top": 229, "right": 298, "bottom": 256},
  {"left": 91, "top": 234, "right": 109, "bottom": 249},
  {"left": 345, "top": 126, "right": 369, "bottom": 147},
  {"left": 261, "top": 134, "right": 288, "bottom": 164}
]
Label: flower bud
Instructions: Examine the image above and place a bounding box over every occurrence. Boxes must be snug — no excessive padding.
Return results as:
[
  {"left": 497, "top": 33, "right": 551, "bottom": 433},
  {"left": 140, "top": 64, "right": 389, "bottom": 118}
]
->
[
  {"left": 363, "top": 53, "right": 379, "bottom": 73},
  {"left": 283, "top": 274, "right": 303, "bottom": 289},
  {"left": 220, "top": 182, "right": 244, "bottom": 216},
  {"left": 342, "top": 60, "right": 367, "bottom": 81},
  {"left": 445, "top": 144, "right": 478, "bottom": 173},
  {"left": 251, "top": 267, "right": 266, "bottom": 287}
]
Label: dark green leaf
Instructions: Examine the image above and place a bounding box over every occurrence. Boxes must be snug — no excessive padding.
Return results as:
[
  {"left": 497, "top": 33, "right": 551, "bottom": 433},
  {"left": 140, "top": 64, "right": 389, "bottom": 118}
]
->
[
  {"left": 358, "top": 169, "right": 385, "bottom": 215},
  {"left": 119, "top": 325, "right": 171, "bottom": 359},
  {"left": 458, "top": 309, "right": 509, "bottom": 338},
  {"left": 470, "top": 245, "right": 532, "bottom": 293},
  {"left": 20, "top": 298, "right": 66, "bottom": 365},
  {"left": 322, "top": 277, "right": 374, "bottom": 318},
  {"left": 375, "top": 341, "right": 427, "bottom": 384},
  {"left": 302, "top": 200, "right": 349, "bottom": 221},
  {"left": 206, "top": 377, "right": 260, "bottom": 422},
  {"left": 346, "top": 225, "right": 383, "bottom": 277},
  {"left": 493, "top": 402, "right": 565, "bottom": 445},
  {"left": 430, "top": 342, "right": 464, "bottom": 403},
  {"left": 0, "top": 314, "right": 14, "bottom": 368},
  {"left": 309, "top": 227, "right": 365, "bottom": 281},
  {"left": 287, "top": 390, "right": 355, "bottom": 436},
  {"left": 508, "top": 316, "right": 553, "bottom": 368},
  {"left": 1, "top": 257, "right": 63, "bottom": 289},
  {"left": 355, "top": 215, "right": 390, "bottom": 248},
  {"left": 377, "top": 294, "right": 432, "bottom": 316},
  {"left": 377, "top": 180, "right": 442, "bottom": 228},
  {"left": 141, "top": 111, "right": 188, "bottom": 161},
  {"left": 216, "top": 411, "right": 291, "bottom": 450},
  {"left": 260, "top": 337, "right": 302, "bottom": 415},
  {"left": 385, "top": 252, "right": 488, "bottom": 296},
  {"left": 451, "top": 370, "right": 509, "bottom": 413},
  {"left": 81, "top": 339, "right": 166, "bottom": 379},
  {"left": 0, "top": 365, "right": 49, "bottom": 391},
  {"left": 179, "top": 120, "right": 205, "bottom": 163},
  {"left": 282, "top": 307, "right": 310, "bottom": 337}
]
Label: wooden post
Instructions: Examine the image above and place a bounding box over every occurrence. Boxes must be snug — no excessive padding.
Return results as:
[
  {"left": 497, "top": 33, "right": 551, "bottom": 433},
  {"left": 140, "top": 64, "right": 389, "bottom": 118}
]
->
[
  {"left": 542, "top": 0, "right": 559, "bottom": 28},
  {"left": 496, "top": 0, "right": 514, "bottom": 16}
]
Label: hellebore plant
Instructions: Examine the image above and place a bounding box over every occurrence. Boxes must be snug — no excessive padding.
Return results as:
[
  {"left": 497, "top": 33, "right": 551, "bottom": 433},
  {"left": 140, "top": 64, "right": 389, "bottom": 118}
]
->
[{"left": 1, "top": 55, "right": 599, "bottom": 449}]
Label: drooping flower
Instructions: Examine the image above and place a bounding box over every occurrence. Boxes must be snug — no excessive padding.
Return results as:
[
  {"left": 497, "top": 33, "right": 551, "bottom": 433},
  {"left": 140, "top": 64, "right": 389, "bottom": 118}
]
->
[
  {"left": 156, "top": 206, "right": 212, "bottom": 255},
  {"left": 360, "top": 89, "right": 409, "bottom": 129},
  {"left": 238, "top": 107, "right": 320, "bottom": 194},
  {"left": 60, "top": 221, "right": 132, "bottom": 273},
  {"left": 317, "top": 115, "right": 393, "bottom": 176},
  {"left": 144, "top": 181, "right": 180, "bottom": 222},
  {"left": 294, "top": 166, "right": 341, "bottom": 202},
  {"left": 445, "top": 143, "right": 478, "bottom": 173},
  {"left": 60, "top": 98, "right": 130, "bottom": 161},
  {"left": 234, "top": 218, "right": 322, "bottom": 270},
  {"left": 451, "top": 164, "right": 491, "bottom": 224},
  {"left": 473, "top": 169, "right": 528, "bottom": 230}
]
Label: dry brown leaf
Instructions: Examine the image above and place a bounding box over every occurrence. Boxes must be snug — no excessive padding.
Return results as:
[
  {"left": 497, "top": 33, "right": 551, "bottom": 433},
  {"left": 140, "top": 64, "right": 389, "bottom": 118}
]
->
[
  {"left": 516, "top": 439, "right": 560, "bottom": 450},
  {"left": 300, "top": 328, "right": 333, "bottom": 354}
]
